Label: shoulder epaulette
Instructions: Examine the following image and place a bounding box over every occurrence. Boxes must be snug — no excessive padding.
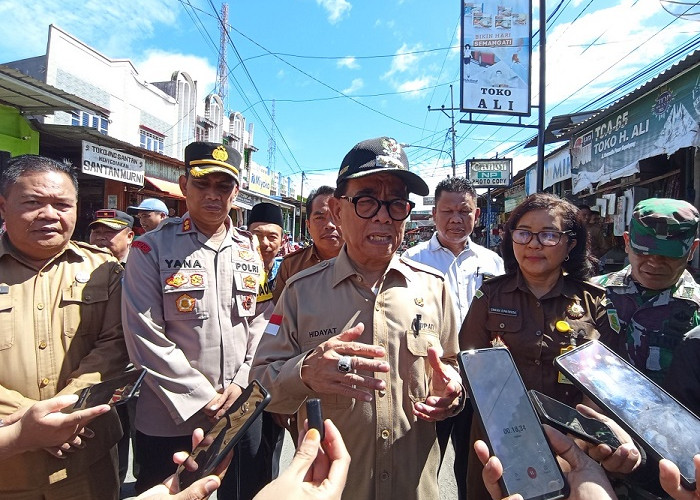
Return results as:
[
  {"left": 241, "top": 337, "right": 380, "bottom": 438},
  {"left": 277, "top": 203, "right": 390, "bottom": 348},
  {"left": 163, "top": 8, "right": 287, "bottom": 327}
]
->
[
  {"left": 153, "top": 217, "right": 181, "bottom": 232},
  {"left": 73, "top": 240, "right": 113, "bottom": 255},
  {"left": 286, "top": 259, "right": 331, "bottom": 286},
  {"left": 282, "top": 245, "right": 307, "bottom": 261},
  {"left": 399, "top": 254, "right": 444, "bottom": 278}
]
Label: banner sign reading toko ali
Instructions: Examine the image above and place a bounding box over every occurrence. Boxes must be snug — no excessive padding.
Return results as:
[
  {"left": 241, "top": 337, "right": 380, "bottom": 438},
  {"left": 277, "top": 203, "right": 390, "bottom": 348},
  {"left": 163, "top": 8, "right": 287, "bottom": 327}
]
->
[{"left": 460, "top": 0, "right": 532, "bottom": 116}]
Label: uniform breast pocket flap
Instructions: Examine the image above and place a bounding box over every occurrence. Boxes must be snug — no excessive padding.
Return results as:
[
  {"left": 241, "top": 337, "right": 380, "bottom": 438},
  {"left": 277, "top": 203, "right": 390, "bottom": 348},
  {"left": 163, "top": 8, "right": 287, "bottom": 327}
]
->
[
  {"left": 406, "top": 331, "right": 440, "bottom": 357},
  {"left": 0, "top": 294, "right": 14, "bottom": 349},
  {"left": 233, "top": 271, "right": 259, "bottom": 293},
  {"left": 61, "top": 283, "right": 110, "bottom": 338},
  {"left": 161, "top": 270, "right": 208, "bottom": 320},
  {"left": 485, "top": 315, "right": 523, "bottom": 334}
]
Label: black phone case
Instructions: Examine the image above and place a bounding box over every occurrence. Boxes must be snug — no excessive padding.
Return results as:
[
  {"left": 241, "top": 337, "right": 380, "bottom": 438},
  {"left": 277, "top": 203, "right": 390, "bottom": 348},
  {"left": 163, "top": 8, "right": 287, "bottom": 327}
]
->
[
  {"left": 555, "top": 341, "right": 698, "bottom": 490},
  {"left": 306, "top": 398, "right": 324, "bottom": 441},
  {"left": 528, "top": 390, "right": 621, "bottom": 449},
  {"left": 69, "top": 368, "right": 147, "bottom": 412},
  {"left": 459, "top": 348, "right": 569, "bottom": 500},
  {"left": 176, "top": 380, "right": 271, "bottom": 489}
]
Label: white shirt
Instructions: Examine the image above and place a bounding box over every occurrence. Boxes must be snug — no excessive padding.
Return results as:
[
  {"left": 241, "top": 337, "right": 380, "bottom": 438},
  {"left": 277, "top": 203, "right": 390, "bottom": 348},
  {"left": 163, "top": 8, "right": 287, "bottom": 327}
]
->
[{"left": 403, "top": 232, "right": 504, "bottom": 324}]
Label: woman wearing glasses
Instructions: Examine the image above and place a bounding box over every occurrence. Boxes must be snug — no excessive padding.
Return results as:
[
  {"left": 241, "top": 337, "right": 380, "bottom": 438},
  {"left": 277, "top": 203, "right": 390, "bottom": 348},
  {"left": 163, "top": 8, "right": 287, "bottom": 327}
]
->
[{"left": 459, "top": 193, "right": 628, "bottom": 500}]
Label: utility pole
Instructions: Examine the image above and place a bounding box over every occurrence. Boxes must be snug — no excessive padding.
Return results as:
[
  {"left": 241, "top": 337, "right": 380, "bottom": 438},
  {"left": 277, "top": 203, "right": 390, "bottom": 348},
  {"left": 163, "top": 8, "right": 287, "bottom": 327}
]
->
[
  {"left": 536, "top": 0, "right": 546, "bottom": 192},
  {"left": 298, "top": 172, "right": 305, "bottom": 242},
  {"left": 427, "top": 84, "right": 458, "bottom": 177}
]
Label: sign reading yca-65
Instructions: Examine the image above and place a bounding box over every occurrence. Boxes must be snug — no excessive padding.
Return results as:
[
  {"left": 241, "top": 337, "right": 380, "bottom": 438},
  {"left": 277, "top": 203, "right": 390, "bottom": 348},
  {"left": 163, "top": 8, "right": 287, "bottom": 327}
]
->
[{"left": 467, "top": 158, "right": 513, "bottom": 187}]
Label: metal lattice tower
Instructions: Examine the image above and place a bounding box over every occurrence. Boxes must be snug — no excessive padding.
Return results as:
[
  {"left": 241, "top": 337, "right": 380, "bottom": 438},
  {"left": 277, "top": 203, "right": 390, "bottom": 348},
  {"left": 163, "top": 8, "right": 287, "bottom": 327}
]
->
[
  {"left": 268, "top": 99, "right": 277, "bottom": 171},
  {"left": 216, "top": 3, "right": 229, "bottom": 107}
]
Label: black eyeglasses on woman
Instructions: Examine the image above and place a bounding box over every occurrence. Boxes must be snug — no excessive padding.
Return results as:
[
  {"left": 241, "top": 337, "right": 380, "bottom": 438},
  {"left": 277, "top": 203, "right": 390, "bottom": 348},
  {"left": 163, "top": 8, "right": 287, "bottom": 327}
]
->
[{"left": 511, "top": 229, "right": 574, "bottom": 247}]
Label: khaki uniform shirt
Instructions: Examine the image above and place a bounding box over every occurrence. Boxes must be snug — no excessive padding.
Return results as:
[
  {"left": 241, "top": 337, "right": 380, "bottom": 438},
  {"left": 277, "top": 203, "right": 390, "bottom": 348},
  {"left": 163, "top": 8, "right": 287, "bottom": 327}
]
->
[
  {"left": 0, "top": 236, "right": 127, "bottom": 491},
  {"left": 250, "top": 247, "right": 460, "bottom": 500},
  {"left": 122, "top": 214, "right": 261, "bottom": 436},
  {"left": 271, "top": 244, "right": 323, "bottom": 303}
]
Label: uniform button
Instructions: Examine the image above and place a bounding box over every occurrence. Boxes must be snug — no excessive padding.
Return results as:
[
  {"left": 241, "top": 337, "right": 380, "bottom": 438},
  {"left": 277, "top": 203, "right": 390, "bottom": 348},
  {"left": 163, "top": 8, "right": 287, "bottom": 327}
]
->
[
  {"left": 381, "top": 429, "right": 390, "bottom": 440},
  {"left": 535, "top": 330, "right": 542, "bottom": 336},
  {"left": 378, "top": 389, "right": 386, "bottom": 397},
  {"left": 85, "top": 294, "right": 91, "bottom": 301},
  {"left": 40, "top": 377, "right": 50, "bottom": 387},
  {"left": 37, "top": 303, "right": 44, "bottom": 310},
  {"left": 357, "top": 275, "right": 363, "bottom": 282},
  {"left": 534, "top": 359, "right": 541, "bottom": 366},
  {"left": 380, "top": 471, "right": 390, "bottom": 481},
  {"left": 536, "top": 302, "right": 541, "bottom": 308},
  {"left": 375, "top": 304, "right": 380, "bottom": 311},
  {"left": 38, "top": 340, "right": 47, "bottom": 349},
  {"left": 499, "top": 323, "right": 505, "bottom": 329}
]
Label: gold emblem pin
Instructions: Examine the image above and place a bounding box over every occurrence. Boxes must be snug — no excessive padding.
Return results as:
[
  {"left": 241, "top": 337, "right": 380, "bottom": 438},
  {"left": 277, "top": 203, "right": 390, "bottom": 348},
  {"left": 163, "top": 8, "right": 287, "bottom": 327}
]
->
[
  {"left": 414, "top": 297, "right": 424, "bottom": 307},
  {"left": 566, "top": 302, "right": 584, "bottom": 319}
]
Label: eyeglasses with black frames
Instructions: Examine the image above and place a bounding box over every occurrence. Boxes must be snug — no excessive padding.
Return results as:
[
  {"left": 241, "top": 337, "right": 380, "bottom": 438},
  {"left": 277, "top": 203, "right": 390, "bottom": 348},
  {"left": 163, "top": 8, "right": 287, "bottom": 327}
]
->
[
  {"left": 339, "top": 195, "right": 415, "bottom": 221},
  {"left": 511, "top": 229, "right": 574, "bottom": 247}
]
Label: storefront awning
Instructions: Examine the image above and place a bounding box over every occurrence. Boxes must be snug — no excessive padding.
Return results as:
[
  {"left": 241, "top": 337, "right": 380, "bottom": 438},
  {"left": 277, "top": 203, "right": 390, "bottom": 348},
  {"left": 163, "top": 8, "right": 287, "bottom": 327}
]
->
[{"left": 145, "top": 176, "right": 185, "bottom": 199}]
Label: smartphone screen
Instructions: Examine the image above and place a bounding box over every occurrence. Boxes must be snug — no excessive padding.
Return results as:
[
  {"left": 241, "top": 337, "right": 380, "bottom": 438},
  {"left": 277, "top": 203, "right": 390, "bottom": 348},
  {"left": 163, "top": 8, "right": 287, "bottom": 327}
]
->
[
  {"left": 459, "top": 348, "right": 568, "bottom": 500},
  {"left": 556, "top": 341, "right": 699, "bottom": 489},
  {"left": 529, "top": 390, "right": 621, "bottom": 449},
  {"left": 177, "top": 380, "right": 270, "bottom": 489},
  {"left": 66, "top": 369, "right": 147, "bottom": 412}
]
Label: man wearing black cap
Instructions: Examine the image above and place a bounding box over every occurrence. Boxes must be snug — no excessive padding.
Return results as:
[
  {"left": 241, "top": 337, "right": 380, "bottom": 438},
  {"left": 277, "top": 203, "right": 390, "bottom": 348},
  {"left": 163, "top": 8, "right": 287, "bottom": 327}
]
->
[
  {"left": 122, "top": 142, "right": 266, "bottom": 499},
  {"left": 251, "top": 137, "right": 464, "bottom": 499},
  {"left": 89, "top": 209, "right": 134, "bottom": 265}
]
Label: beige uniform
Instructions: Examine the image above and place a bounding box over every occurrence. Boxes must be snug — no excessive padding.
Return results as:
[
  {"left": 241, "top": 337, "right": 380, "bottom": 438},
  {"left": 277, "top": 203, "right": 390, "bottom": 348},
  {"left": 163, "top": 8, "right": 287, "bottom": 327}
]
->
[
  {"left": 0, "top": 236, "right": 127, "bottom": 495},
  {"left": 250, "top": 247, "right": 460, "bottom": 500},
  {"left": 271, "top": 244, "right": 323, "bottom": 303}
]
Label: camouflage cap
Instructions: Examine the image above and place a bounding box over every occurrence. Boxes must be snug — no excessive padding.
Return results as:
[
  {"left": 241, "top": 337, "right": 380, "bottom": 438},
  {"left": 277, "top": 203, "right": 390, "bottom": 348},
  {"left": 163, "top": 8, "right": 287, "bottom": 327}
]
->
[{"left": 628, "top": 198, "right": 699, "bottom": 258}]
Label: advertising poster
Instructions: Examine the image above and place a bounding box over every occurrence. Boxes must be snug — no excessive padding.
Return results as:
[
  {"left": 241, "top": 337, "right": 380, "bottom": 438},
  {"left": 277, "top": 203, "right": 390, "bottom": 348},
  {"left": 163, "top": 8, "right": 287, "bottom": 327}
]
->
[{"left": 461, "top": 0, "right": 532, "bottom": 116}]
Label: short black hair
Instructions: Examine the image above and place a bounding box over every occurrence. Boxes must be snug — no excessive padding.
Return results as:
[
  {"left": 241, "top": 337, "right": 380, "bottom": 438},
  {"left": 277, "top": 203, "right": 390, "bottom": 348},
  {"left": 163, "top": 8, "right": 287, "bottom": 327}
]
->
[
  {"left": 0, "top": 155, "right": 78, "bottom": 198},
  {"left": 501, "top": 193, "right": 593, "bottom": 280},
  {"left": 306, "top": 185, "right": 335, "bottom": 215},
  {"left": 434, "top": 176, "right": 476, "bottom": 203}
]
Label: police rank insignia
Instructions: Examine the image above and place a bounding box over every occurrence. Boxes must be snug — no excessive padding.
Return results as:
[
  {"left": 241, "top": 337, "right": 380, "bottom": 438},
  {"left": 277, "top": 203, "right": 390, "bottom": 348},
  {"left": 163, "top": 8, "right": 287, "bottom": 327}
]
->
[
  {"left": 414, "top": 297, "right": 424, "bottom": 307},
  {"left": 166, "top": 273, "right": 188, "bottom": 287},
  {"left": 243, "top": 275, "right": 257, "bottom": 291},
  {"left": 189, "top": 274, "right": 204, "bottom": 287},
  {"left": 566, "top": 302, "right": 585, "bottom": 319},
  {"left": 176, "top": 293, "right": 196, "bottom": 313},
  {"left": 238, "top": 250, "right": 255, "bottom": 261},
  {"left": 212, "top": 145, "right": 228, "bottom": 162},
  {"left": 182, "top": 218, "right": 192, "bottom": 232}
]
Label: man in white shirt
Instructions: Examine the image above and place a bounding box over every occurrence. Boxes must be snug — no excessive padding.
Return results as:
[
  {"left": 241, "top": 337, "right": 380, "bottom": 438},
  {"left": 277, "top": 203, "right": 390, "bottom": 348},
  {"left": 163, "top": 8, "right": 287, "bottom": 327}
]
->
[{"left": 403, "top": 176, "right": 503, "bottom": 500}]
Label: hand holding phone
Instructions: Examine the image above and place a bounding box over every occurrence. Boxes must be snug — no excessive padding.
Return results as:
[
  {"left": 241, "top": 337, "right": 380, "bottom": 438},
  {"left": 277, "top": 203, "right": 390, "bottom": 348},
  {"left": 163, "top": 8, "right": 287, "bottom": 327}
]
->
[
  {"left": 459, "top": 348, "right": 569, "bottom": 500},
  {"left": 176, "top": 380, "right": 270, "bottom": 489},
  {"left": 529, "top": 390, "right": 621, "bottom": 449},
  {"left": 63, "top": 369, "right": 146, "bottom": 413}
]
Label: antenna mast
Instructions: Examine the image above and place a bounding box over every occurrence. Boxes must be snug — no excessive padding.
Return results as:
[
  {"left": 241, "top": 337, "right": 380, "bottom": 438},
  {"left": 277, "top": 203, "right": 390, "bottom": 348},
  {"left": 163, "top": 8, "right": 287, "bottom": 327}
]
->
[{"left": 216, "top": 3, "right": 229, "bottom": 108}]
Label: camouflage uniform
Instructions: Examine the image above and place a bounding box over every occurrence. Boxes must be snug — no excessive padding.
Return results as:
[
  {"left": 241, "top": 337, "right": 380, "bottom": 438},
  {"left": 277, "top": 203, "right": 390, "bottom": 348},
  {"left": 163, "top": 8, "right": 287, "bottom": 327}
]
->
[{"left": 591, "top": 198, "right": 700, "bottom": 500}]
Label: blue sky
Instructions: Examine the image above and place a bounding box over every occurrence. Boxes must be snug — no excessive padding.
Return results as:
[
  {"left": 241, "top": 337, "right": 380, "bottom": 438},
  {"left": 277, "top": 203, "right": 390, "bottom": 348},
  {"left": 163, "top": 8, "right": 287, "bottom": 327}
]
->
[{"left": 1, "top": 0, "right": 698, "bottom": 199}]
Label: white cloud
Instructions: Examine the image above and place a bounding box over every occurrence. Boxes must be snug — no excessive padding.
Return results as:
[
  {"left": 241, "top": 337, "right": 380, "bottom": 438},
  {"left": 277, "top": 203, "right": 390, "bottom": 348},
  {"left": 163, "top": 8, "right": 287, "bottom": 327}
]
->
[
  {"left": 337, "top": 56, "right": 359, "bottom": 69},
  {"left": 383, "top": 43, "right": 425, "bottom": 78},
  {"left": 538, "top": 0, "right": 696, "bottom": 110},
  {"left": 342, "top": 78, "right": 364, "bottom": 94},
  {"left": 133, "top": 50, "right": 217, "bottom": 115},
  {"left": 0, "top": 0, "right": 177, "bottom": 61},
  {"left": 396, "top": 77, "right": 434, "bottom": 98},
  {"left": 316, "top": 0, "right": 352, "bottom": 24}
]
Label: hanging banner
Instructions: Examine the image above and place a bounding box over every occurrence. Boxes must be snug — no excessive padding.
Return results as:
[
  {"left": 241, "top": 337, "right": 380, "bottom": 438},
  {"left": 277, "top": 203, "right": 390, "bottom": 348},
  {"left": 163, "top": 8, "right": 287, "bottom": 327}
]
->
[
  {"left": 571, "top": 66, "right": 700, "bottom": 194},
  {"left": 460, "top": 0, "right": 532, "bottom": 116},
  {"left": 543, "top": 148, "right": 571, "bottom": 189}
]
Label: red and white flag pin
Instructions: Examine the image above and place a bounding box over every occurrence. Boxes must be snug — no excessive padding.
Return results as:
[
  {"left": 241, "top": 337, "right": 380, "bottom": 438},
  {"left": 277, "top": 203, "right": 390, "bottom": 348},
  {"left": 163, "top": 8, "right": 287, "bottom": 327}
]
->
[{"left": 264, "top": 314, "right": 283, "bottom": 336}]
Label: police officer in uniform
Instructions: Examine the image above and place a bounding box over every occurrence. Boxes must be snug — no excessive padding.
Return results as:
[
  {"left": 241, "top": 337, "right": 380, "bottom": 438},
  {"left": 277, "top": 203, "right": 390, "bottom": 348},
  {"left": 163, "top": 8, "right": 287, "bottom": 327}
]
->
[
  {"left": 251, "top": 137, "right": 465, "bottom": 500},
  {"left": 122, "top": 142, "right": 266, "bottom": 499}
]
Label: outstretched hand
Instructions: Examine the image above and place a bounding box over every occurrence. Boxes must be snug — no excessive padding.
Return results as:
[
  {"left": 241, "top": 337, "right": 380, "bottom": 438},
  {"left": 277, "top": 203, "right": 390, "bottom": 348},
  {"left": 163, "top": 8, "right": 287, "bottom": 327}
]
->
[{"left": 413, "top": 347, "right": 463, "bottom": 422}]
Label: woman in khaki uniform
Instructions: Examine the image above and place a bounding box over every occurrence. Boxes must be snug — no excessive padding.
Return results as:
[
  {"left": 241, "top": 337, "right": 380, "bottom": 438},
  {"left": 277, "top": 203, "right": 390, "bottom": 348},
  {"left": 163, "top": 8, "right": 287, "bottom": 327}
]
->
[{"left": 459, "top": 193, "right": 625, "bottom": 500}]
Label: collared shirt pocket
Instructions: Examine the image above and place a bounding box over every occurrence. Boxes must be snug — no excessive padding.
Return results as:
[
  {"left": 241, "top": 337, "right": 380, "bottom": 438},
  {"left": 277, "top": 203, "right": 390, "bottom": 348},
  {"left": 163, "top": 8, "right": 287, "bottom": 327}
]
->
[
  {"left": 0, "top": 293, "right": 14, "bottom": 349},
  {"left": 62, "top": 281, "right": 110, "bottom": 338},
  {"left": 161, "top": 270, "right": 209, "bottom": 321},
  {"left": 485, "top": 314, "right": 523, "bottom": 343},
  {"left": 406, "top": 330, "right": 440, "bottom": 403}
]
